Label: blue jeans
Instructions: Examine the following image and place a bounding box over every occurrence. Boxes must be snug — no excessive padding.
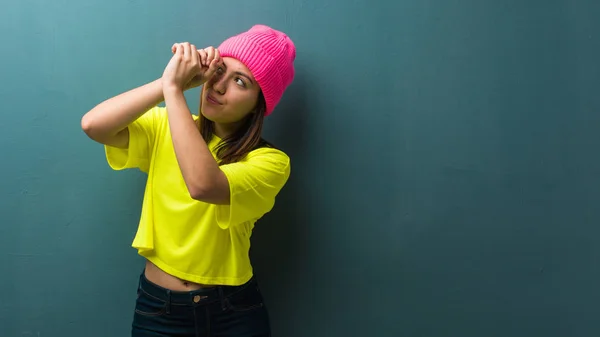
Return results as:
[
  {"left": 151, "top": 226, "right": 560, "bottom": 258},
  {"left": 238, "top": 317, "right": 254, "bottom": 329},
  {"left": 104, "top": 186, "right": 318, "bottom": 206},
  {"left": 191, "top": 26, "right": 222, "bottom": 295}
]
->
[{"left": 131, "top": 270, "right": 271, "bottom": 337}]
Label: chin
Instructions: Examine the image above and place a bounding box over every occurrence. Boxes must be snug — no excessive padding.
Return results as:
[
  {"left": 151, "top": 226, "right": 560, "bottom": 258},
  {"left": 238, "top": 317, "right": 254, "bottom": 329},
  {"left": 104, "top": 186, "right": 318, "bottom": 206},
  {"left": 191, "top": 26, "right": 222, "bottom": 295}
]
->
[
  {"left": 200, "top": 109, "right": 217, "bottom": 122},
  {"left": 199, "top": 98, "right": 216, "bottom": 117},
  {"left": 200, "top": 107, "right": 227, "bottom": 124}
]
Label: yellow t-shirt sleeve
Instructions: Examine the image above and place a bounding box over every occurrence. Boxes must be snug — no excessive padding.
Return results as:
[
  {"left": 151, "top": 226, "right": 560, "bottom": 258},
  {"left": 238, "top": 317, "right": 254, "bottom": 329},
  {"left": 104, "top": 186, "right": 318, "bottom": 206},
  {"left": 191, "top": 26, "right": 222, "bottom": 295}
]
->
[
  {"left": 216, "top": 148, "right": 291, "bottom": 229},
  {"left": 104, "top": 106, "right": 165, "bottom": 173}
]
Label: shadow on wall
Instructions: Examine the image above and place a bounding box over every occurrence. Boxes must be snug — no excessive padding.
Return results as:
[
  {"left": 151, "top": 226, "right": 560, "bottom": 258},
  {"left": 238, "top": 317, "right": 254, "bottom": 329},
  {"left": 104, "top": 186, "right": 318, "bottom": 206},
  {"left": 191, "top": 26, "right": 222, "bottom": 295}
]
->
[{"left": 250, "top": 68, "right": 309, "bottom": 309}]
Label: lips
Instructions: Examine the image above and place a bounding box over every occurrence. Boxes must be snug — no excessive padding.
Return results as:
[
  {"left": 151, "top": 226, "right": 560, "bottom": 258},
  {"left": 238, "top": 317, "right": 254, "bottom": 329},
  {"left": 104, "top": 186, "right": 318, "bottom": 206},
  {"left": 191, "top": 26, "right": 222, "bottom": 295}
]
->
[{"left": 206, "top": 92, "right": 222, "bottom": 105}]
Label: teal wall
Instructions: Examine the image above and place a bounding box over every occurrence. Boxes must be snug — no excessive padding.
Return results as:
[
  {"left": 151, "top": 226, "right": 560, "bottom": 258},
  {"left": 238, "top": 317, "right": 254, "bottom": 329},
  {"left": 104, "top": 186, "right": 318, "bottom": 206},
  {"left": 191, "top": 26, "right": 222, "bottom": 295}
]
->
[{"left": 2, "top": 1, "right": 599, "bottom": 336}]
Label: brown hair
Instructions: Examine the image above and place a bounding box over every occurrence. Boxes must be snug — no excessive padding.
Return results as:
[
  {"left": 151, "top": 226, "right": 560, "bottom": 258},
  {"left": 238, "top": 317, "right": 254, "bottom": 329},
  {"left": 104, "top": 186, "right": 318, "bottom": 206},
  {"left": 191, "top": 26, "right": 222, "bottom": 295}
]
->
[{"left": 196, "top": 92, "right": 272, "bottom": 165}]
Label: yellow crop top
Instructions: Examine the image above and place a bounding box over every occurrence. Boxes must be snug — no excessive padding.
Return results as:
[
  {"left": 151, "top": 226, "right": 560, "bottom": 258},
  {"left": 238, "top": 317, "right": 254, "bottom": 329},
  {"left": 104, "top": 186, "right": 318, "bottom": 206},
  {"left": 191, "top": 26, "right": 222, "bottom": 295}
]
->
[{"left": 104, "top": 106, "right": 291, "bottom": 286}]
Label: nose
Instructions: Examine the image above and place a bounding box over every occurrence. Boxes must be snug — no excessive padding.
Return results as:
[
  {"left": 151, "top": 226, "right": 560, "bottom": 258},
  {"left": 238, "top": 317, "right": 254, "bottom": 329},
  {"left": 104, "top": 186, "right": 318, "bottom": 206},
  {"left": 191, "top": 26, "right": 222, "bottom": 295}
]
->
[{"left": 211, "top": 75, "right": 226, "bottom": 95}]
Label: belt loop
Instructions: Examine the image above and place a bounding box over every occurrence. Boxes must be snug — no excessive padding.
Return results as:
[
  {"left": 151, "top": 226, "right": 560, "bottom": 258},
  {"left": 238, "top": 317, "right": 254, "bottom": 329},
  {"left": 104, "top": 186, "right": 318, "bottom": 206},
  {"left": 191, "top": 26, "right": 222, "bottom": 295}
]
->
[
  {"left": 137, "top": 272, "right": 143, "bottom": 294},
  {"left": 218, "top": 287, "right": 227, "bottom": 311},
  {"left": 166, "top": 289, "right": 171, "bottom": 314},
  {"left": 138, "top": 269, "right": 146, "bottom": 293}
]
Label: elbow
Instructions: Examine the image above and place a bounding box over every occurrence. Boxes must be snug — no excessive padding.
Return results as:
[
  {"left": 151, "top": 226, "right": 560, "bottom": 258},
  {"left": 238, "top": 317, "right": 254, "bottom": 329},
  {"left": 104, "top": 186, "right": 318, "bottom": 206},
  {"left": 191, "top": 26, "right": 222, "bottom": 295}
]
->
[
  {"left": 81, "top": 113, "right": 101, "bottom": 140},
  {"left": 81, "top": 114, "right": 93, "bottom": 136},
  {"left": 188, "top": 182, "right": 210, "bottom": 201},
  {"left": 190, "top": 192, "right": 204, "bottom": 201},
  {"left": 187, "top": 171, "right": 230, "bottom": 204},
  {"left": 188, "top": 182, "right": 228, "bottom": 205},
  {"left": 81, "top": 112, "right": 110, "bottom": 143}
]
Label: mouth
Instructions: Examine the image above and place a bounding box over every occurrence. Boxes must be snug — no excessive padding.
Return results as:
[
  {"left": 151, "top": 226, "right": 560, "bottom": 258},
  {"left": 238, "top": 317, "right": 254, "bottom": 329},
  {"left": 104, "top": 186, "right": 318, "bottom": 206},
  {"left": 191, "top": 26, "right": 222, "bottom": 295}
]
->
[{"left": 206, "top": 92, "right": 222, "bottom": 105}]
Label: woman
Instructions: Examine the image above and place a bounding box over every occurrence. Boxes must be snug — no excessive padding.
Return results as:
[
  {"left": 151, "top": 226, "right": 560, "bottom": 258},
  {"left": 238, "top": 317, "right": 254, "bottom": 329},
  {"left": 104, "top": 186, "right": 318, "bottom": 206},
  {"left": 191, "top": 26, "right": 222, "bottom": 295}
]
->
[{"left": 81, "top": 24, "right": 295, "bottom": 336}]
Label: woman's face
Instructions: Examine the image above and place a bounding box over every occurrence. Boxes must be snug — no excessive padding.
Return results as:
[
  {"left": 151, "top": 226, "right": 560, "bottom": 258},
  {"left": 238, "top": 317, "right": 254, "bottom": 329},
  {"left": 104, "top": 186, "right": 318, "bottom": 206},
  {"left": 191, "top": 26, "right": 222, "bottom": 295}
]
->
[{"left": 200, "top": 57, "right": 261, "bottom": 124}]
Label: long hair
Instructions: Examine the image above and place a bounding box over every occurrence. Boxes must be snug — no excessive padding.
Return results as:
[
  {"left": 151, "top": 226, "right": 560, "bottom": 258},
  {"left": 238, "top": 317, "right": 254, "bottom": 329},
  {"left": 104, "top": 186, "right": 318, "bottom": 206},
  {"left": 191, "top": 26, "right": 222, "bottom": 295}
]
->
[{"left": 196, "top": 92, "right": 272, "bottom": 165}]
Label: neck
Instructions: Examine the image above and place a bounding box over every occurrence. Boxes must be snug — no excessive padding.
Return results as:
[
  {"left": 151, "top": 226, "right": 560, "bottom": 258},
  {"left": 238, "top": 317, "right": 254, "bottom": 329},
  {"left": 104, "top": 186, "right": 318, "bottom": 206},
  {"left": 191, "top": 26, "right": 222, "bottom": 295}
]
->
[{"left": 213, "top": 120, "right": 245, "bottom": 139}]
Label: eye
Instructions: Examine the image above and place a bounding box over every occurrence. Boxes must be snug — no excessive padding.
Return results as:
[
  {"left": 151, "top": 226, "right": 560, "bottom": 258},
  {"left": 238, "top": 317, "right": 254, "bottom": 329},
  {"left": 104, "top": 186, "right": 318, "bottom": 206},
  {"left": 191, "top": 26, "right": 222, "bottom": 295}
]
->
[
  {"left": 235, "top": 77, "right": 246, "bottom": 87},
  {"left": 216, "top": 67, "right": 224, "bottom": 74}
]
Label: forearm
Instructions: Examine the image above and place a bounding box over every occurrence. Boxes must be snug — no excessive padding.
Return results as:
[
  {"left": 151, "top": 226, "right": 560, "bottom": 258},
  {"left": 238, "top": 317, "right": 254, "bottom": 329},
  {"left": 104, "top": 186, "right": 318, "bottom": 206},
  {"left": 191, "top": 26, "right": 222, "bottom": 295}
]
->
[
  {"left": 163, "top": 86, "right": 225, "bottom": 200},
  {"left": 81, "top": 78, "right": 164, "bottom": 141}
]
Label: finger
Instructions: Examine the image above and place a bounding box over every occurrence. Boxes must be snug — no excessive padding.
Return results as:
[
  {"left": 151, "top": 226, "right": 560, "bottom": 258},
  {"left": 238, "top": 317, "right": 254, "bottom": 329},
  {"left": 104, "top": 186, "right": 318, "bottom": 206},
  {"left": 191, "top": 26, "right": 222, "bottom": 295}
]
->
[
  {"left": 205, "top": 47, "right": 215, "bottom": 66},
  {"left": 205, "top": 59, "right": 219, "bottom": 79},
  {"left": 182, "top": 42, "right": 190, "bottom": 60},
  {"left": 190, "top": 44, "right": 199, "bottom": 65},
  {"left": 198, "top": 49, "right": 207, "bottom": 66},
  {"left": 214, "top": 48, "right": 221, "bottom": 64},
  {"left": 172, "top": 43, "right": 177, "bottom": 54}
]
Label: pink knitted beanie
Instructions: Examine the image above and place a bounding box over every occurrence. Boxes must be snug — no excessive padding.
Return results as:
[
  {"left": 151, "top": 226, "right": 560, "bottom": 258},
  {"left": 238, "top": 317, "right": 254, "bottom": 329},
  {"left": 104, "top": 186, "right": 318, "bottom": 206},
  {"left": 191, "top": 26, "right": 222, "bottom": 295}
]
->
[{"left": 218, "top": 24, "right": 296, "bottom": 116}]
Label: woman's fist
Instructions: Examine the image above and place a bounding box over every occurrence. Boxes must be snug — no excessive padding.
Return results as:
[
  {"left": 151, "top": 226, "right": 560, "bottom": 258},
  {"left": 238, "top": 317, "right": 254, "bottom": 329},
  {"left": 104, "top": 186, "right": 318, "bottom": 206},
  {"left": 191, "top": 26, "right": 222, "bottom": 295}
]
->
[{"left": 162, "top": 43, "right": 221, "bottom": 91}]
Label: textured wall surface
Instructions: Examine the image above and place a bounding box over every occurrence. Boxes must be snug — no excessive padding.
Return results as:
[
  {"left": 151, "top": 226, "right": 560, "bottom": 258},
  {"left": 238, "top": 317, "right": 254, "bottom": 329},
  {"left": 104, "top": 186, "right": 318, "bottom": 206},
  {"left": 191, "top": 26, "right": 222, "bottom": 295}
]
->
[{"left": 1, "top": 1, "right": 599, "bottom": 336}]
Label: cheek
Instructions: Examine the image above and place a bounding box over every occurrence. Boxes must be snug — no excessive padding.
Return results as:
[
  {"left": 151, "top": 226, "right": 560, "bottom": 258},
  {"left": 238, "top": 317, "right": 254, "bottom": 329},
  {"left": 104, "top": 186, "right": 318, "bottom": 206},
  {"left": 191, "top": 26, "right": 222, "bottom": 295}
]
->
[{"left": 228, "top": 93, "right": 258, "bottom": 115}]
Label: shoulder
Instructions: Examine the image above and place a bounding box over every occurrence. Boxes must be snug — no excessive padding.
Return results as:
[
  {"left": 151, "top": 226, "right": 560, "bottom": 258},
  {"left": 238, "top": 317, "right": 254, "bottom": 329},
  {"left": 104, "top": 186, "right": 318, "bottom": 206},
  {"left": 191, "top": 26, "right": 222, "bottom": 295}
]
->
[
  {"left": 146, "top": 105, "right": 168, "bottom": 120},
  {"left": 245, "top": 140, "right": 290, "bottom": 169},
  {"left": 131, "top": 106, "right": 169, "bottom": 133},
  {"left": 220, "top": 141, "right": 290, "bottom": 185}
]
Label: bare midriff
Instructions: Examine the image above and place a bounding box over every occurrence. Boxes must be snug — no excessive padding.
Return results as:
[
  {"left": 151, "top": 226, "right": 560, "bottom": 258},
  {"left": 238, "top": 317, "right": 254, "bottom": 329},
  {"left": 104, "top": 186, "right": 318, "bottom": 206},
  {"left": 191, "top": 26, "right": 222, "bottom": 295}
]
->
[{"left": 144, "top": 260, "right": 216, "bottom": 291}]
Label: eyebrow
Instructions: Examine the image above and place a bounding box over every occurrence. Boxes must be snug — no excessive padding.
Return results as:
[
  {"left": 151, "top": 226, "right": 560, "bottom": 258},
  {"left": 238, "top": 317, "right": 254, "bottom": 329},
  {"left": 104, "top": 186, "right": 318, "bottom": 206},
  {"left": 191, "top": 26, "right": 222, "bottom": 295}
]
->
[
  {"left": 235, "top": 71, "right": 254, "bottom": 85},
  {"left": 221, "top": 63, "right": 255, "bottom": 85}
]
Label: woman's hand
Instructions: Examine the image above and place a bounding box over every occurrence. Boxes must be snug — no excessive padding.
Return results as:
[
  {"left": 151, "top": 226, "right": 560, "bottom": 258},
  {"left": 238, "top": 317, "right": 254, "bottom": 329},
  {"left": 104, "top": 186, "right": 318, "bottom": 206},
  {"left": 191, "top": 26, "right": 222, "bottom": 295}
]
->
[
  {"left": 162, "top": 42, "right": 221, "bottom": 91},
  {"left": 187, "top": 45, "right": 222, "bottom": 89}
]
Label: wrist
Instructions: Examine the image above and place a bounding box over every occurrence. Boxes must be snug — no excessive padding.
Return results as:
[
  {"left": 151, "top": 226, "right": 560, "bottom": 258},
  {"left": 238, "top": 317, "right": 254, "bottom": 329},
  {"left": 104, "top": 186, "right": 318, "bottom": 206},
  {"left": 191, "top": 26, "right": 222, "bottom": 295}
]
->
[{"left": 162, "top": 81, "right": 184, "bottom": 95}]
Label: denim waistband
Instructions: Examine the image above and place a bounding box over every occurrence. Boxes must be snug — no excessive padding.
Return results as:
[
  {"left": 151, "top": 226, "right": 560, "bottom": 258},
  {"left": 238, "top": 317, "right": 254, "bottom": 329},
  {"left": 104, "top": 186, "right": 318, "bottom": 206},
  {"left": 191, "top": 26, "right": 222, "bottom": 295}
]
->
[{"left": 137, "top": 269, "right": 256, "bottom": 307}]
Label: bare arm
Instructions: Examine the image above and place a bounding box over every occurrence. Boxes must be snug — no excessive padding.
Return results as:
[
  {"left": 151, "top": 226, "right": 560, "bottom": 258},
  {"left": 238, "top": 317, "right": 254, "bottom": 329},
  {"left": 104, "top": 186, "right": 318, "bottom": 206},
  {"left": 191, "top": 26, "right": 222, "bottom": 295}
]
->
[
  {"left": 81, "top": 78, "right": 164, "bottom": 148},
  {"left": 161, "top": 43, "right": 230, "bottom": 203},
  {"left": 164, "top": 86, "right": 230, "bottom": 204}
]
